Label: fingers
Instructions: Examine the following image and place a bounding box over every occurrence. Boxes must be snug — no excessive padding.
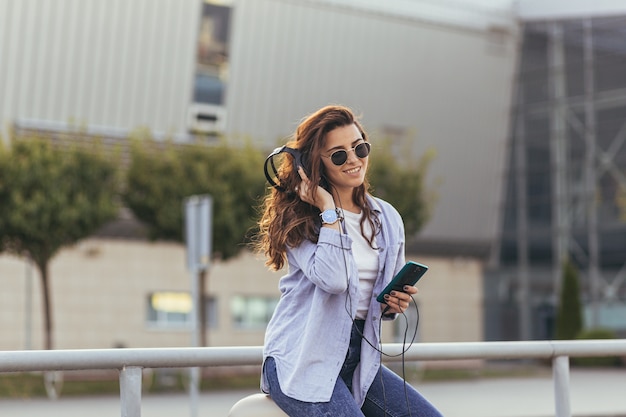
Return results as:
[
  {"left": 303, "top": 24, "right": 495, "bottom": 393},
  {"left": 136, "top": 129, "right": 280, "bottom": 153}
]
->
[
  {"left": 383, "top": 290, "right": 413, "bottom": 313},
  {"left": 295, "top": 167, "right": 314, "bottom": 195},
  {"left": 383, "top": 301, "right": 408, "bottom": 314},
  {"left": 295, "top": 181, "right": 311, "bottom": 203},
  {"left": 297, "top": 166, "right": 309, "bottom": 181},
  {"left": 403, "top": 285, "right": 418, "bottom": 296},
  {"left": 295, "top": 167, "right": 311, "bottom": 200},
  {"left": 295, "top": 166, "right": 334, "bottom": 210}
]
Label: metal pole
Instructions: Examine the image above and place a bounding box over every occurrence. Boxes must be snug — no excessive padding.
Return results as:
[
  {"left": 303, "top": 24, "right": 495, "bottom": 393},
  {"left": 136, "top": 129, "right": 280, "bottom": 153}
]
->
[
  {"left": 184, "top": 195, "right": 213, "bottom": 417},
  {"left": 553, "top": 355, "right": 571, "bottom": 417},
  {"left": 515, "top": 86, "right": 531, "bottom": 340},
  {"left": 189, "top": 266, "right": 200, "bottom": 417},
  {"left": 120, "top": 366, "right": 143, "bottom": 417},
  {"left": 548, "top": 22, "right": 568, "bottom": 300},
  {"left": 24, "top": 256, "right": 33, "bottom": 350},
  {"left": 583, "top": 18, "right": 600, "bottom": 328}
]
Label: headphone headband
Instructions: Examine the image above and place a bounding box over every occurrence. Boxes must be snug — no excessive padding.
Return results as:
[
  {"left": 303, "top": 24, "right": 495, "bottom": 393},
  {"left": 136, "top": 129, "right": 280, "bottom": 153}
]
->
[{"left": 263, "top": 146, "right": 303, "bottom": 192}]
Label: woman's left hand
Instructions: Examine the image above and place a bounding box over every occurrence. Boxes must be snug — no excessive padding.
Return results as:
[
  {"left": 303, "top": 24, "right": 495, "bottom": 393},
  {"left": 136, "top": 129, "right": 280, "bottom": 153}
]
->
[{"left": 381, "top": 285, "right": 418, "bottom": 314}]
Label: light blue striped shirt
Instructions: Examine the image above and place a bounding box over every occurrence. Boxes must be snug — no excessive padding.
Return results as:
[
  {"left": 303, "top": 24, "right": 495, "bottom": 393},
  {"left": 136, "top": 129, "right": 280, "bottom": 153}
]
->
[{"left": 261, "top": 195, "right": 406, "bottom": 406}]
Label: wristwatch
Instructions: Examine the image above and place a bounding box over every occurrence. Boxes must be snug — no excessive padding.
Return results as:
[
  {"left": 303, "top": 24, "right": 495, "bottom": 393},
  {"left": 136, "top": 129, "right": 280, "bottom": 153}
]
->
[{"left": 320, "top": 208, "right": 342, "bottom": 225}]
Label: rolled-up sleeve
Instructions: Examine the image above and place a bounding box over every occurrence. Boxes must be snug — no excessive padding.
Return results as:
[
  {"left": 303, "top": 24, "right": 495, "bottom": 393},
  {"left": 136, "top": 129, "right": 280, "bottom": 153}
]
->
[{"left": 291, "top": 227, "right": 354, "bottom": 294}]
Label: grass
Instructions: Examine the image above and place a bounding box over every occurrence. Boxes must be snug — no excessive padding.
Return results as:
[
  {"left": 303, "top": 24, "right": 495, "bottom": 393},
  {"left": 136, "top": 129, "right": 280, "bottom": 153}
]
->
[
  {"left": 389, "top": 360, "right": 553, "bottom": 383},
  {"left": 0, "top": 373, "right": 48, "bottom": 398},
  {"left": 0, "top": 362, "right": 554, "bottom": 399},
  {"left": 0, "top": 369, "right": 264, "bottom": 399},
  {"left": 0, "top": 372, "right": 120, "bottom": 398}
]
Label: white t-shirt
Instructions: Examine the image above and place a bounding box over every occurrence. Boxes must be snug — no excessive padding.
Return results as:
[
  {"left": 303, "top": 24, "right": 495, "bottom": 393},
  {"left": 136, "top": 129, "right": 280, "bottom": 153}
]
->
[{"left": 342, "top": 210, "right": 379, "bottom": 319}]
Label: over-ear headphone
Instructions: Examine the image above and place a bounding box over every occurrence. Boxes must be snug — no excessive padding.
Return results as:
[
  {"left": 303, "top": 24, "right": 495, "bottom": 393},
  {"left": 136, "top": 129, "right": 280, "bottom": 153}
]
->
[{"left": 264, "top": 145, "right": 304, "bottom": 192}]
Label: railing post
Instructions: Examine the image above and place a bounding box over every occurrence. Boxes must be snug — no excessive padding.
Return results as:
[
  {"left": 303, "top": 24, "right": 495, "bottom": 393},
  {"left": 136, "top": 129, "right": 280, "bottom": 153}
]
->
[
  {"left": 553, "top": 355, "right": 571, "bottom": 417},
  {"left": 190, "top": 366, "right": 200, "bottom": 417},
  {"left": 120, "top": 366, "right": 143, "bottom": 417}
]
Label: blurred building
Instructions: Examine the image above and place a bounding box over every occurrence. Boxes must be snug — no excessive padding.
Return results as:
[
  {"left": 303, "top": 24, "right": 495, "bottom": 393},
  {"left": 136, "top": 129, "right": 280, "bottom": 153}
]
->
[
  {"left": 0, "top": 0, "right": 625, "bottom": 350},
  {"left": 488, "top": 1, "right": 626, "bottom": 341}
]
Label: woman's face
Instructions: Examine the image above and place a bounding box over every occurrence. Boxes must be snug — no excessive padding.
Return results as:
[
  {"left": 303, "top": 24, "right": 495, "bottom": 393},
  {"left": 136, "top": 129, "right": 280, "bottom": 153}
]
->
[{"left": 320, "top": 123, "right": 368, "bottom": 192}]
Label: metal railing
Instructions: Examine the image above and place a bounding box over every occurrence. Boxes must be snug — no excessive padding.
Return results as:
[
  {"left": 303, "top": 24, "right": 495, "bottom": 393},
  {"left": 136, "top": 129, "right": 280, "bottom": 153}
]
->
[{"left": 2, "top": 339, "right": 626, "bottom": 417}]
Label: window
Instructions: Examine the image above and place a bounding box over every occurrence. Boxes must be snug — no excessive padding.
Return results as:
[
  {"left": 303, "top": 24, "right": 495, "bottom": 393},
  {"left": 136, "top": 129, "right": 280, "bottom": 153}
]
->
[
  {"left": 146, "top": 291, "right": 217, "bottom": 329},
  {"left": 194, "top": 0, "right": 229, "bottom": 108},
  {"left": 231, "top": 296, "right": 279, "bottom": 329},
  {"left": 189, "top": 1, "right": 232, "bottom": 134}
]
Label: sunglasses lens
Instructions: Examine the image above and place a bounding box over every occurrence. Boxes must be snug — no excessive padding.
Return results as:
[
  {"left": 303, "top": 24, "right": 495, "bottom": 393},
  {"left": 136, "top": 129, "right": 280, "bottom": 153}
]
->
[
  {"left": 328, "top": 142, "right": 371, "bottom": 166},
  {"left": 355, "top": 142, "right": 371, "bottom": 158},
  {"left": 330, "top": 151, "right": 348, "bottom": 166}
]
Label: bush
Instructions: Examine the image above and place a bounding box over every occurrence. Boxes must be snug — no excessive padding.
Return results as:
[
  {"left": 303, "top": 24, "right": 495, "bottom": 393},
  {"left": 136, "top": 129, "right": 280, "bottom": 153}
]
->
[
  {"left": 555, "top": 260, "right": 583, "bottom": 340},
  {"left": 572, "top": 328, "right": 622, "bottom": 367}
]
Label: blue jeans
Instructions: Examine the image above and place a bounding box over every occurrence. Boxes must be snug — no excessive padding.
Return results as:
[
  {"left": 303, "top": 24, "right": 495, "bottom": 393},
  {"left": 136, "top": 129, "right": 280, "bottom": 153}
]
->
[{"left": 263, "top": 321, "right": 443, "bottom": 417}]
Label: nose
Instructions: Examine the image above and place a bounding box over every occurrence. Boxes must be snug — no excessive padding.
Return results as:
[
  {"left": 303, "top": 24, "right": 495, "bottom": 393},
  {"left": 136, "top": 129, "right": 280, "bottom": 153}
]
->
[{"left": 345, "top": 148, "right": 360, "bottom": 164}]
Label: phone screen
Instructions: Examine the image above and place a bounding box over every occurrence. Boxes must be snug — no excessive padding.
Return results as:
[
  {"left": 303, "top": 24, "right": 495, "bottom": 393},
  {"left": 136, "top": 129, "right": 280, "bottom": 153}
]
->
[{"left": 376, "top": 261, "right": 428, "bottom": 303}]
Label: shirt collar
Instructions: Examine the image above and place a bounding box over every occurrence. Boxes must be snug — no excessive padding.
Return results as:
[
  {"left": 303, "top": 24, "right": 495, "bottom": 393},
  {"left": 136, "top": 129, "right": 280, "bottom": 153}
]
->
[{"left": 365, "top": 194, "right": 382, "bottom": 214}]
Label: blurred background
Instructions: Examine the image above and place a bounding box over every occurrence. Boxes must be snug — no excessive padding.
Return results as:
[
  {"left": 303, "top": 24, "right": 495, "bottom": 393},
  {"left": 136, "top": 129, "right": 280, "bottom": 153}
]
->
[{"left": 0, "top": 0, "right": 625, "bottom": 361}]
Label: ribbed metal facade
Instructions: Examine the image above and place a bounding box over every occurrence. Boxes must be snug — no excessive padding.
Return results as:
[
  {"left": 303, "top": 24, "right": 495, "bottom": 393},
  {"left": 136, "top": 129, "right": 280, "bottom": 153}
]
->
[
  {"left": 0, "top": 0, "right": 518, "bottom": 244},
  {"left": 0, "top": 0, "right": 200, "bottom": 138}
]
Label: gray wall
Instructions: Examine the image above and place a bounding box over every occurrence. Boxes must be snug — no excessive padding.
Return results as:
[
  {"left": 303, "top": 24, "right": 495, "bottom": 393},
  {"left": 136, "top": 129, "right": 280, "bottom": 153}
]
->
[
  {"left": 0, "top": 0, "right": 200, "bottom": 138},
  {"left": 227, "top": 0, "right": 518, "bottom": 245},
  {"left": 0, "top": 0, "right": 519, "bottom": 247}
]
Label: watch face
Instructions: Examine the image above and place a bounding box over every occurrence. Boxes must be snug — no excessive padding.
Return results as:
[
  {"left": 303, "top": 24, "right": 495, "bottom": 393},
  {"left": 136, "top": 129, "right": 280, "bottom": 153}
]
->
[{"left": 321, "top": 209, "right": 338, "bottom": 224}]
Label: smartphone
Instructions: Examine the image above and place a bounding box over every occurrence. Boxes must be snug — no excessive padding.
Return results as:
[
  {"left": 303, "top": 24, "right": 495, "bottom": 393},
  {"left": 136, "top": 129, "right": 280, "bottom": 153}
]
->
[{"left": 376, "top": 261, "right": 428, "bottom": 304}]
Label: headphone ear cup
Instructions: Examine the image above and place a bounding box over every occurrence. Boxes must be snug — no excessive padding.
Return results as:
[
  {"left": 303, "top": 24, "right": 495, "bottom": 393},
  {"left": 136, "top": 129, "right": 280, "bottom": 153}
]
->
[
  {"left": 299, "top": 152, "right": 310, "bottom": 177},
  {"left": 319, "top": 175, "right": 330, "bottom": 191}
]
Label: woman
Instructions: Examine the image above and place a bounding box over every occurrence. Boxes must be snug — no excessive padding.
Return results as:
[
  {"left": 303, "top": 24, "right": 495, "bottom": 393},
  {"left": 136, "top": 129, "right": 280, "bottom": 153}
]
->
[{"left": 255, "top": 105, "right": 442, "bottom": 417}]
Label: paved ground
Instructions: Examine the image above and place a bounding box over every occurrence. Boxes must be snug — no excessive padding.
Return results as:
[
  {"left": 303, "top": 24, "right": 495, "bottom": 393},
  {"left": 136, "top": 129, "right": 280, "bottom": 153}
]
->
[{"left": 1, "top": 368, "right": 624, "bottom": 417}]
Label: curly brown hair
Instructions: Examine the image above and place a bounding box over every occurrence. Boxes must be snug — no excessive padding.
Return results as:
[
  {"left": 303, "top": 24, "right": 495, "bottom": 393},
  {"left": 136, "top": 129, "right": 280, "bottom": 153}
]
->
[{"left": 255, "top": 105, "right": 379, "bottom": 271}]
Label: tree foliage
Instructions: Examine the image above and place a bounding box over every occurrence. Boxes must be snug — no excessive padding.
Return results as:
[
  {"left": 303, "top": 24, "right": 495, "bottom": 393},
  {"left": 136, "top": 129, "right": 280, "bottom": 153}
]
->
[
  {"left": 367, "top": 137, "right": 436, "bottom": 237},
  {"left": 123, "top": 138, "right": 267, "bottom": 259},
  {"left": 124, "top": 136, "right": 436, "bottom": 259},
  {"left": 0, "top": 137, "right": 119, "bottom": 349},
  {"left": 555, "top": 259, "right": 584, "bottom": 340}
]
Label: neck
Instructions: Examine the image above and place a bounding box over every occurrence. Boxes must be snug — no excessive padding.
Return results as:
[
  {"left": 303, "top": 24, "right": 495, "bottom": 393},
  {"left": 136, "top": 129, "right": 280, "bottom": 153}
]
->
[{"left": 333, "top": 188, "right": 359, "bottom": 213}]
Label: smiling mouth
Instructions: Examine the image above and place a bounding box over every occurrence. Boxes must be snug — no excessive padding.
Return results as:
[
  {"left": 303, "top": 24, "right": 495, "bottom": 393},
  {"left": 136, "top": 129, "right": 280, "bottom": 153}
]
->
[{"left": 344, "top": 166, "right": 360, "bottom": 174}]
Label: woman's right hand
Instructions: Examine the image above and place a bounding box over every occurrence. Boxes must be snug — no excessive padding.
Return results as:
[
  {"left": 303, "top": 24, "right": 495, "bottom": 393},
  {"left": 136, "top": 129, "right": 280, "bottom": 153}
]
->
[{"left": 296, "top": 166, "right": 335, "bottom": 212}]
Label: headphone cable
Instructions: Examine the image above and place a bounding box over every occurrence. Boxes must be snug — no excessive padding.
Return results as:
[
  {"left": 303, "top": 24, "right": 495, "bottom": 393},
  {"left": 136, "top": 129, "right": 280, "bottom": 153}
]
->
[{"left": 333, "top": 189, "right": 418, "bottom": 417}]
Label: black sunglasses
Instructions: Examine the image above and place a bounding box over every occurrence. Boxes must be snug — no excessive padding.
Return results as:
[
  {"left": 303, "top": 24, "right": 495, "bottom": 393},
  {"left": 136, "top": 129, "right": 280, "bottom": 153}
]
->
[{"left": 323, "top": 142, "right": 371, "bottom": 166}]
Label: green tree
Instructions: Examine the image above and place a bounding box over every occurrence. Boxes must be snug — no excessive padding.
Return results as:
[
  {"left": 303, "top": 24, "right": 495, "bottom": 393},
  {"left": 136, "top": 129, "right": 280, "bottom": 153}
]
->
[
  {"left": 555, "top": 259, "right": 584, "bottom": 340},
  {"left": 0, "top": 137, "right": 119, "bottom": 350},
  {"left": 123, "top": 136, "right": 435, "bottom": 257},
  {"left": 367, "top": 138, "right": 436, "bottom": 236},
  {"left": 123, "top": 138, "right": 266, "bottom": 259}
]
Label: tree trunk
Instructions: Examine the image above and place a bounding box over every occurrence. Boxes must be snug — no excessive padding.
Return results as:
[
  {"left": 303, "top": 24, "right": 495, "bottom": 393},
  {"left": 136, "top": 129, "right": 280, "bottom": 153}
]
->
[
  {"left": 199, "top": 269, "right": 207, "bottom": 347},
  {"left": 37, "top": 261, "right": 53, "bottom": 350}
]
